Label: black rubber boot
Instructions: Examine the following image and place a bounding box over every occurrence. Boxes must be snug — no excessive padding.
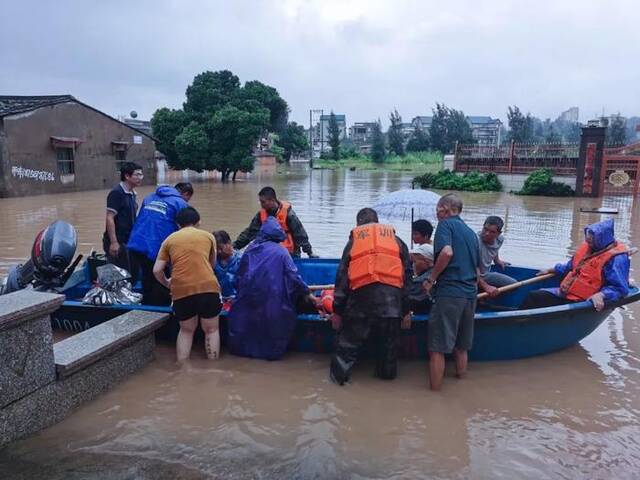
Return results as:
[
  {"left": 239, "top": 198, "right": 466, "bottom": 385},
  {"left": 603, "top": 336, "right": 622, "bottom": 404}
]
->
[
  {"left": 330, "top": 347, "right": 358, "bottom": 385},
  {"left": 374, "top": 319, "right": 398, "bottom": 380}
]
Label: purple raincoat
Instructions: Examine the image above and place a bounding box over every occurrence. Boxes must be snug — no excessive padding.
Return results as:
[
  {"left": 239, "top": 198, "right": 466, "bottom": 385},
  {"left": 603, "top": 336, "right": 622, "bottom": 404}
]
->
[{"left": 228, "top": 217, "right": 310, "bottom": 360}]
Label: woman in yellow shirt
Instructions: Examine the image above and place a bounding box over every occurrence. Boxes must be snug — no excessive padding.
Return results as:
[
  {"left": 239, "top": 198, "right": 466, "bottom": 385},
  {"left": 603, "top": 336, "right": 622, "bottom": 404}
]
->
[{"left": 153, "top": 207, "right": 222, "bottom": 361}]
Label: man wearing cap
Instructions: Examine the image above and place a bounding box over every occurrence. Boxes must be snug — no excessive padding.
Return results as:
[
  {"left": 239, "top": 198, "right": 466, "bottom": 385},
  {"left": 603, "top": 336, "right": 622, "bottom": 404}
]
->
[{"left": 409, "top": 243, "right": 434, "bottom": 314}]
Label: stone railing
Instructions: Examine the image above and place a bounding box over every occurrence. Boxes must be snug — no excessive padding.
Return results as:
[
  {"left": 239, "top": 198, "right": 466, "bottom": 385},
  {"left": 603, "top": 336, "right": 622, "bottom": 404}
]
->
[{"left": 0, "top": 290, "right": 168, "bottom": 447}]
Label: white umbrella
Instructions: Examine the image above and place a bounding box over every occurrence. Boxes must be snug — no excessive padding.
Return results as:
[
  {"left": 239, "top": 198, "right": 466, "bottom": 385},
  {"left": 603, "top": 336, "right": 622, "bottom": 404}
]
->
[{"left": 372, "top": 188, "right": 440, "bottom": 223}]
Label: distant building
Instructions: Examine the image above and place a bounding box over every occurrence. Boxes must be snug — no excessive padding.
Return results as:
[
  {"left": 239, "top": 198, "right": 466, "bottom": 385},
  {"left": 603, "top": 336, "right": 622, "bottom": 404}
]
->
[
  {"left": 412, "top": 114, "right": 501, "bottom": 146},
  {"left": 399, "top": 122, "right": 415, "bottom": 142},
  {"left": 0, "top": 95, "right": 156, "bottom": 197},
  {"left": 348, "top": 122, "right": 376, "bottom": 154},
  {"left": 557, "top": 107, "right": 579, "bottom": 124},
  {"left": 311, "top": 113, "right": 347, "bottom": 157},
  {"left": 467, "top": 116, "right": 502, "bottom": 146},
  {"left": 411, "top": 116, "right": 433, "bottom": 131}
]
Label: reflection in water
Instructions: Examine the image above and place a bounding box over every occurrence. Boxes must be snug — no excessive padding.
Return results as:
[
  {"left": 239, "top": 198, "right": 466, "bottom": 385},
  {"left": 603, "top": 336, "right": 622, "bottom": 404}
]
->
[{"left": 2, "top": 165, "right": 640, "bottom": 478}]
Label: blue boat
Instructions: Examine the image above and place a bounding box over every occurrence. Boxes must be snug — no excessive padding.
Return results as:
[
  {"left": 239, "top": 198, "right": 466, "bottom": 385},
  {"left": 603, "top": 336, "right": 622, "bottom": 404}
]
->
[{"left": 51, "top": 258, "right": 640, "bottom": 361}]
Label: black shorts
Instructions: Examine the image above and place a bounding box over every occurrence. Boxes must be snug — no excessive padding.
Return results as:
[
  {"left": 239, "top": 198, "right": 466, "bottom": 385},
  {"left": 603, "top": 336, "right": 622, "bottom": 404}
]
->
[{"left": 173, "top": 293, "right": 222, "bottom": 322}]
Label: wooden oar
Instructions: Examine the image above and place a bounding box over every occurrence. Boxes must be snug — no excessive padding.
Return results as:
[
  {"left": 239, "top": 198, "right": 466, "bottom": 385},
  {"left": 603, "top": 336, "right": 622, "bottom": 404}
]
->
[
  {"left": 309, "top": 284, "right": 334, "bottom": 291},
  {"left": 477, "top": 273, "right": 555, "bottom": 300},
  {"left": 478, "top": 247, "right": 637, "bottom": 300}
]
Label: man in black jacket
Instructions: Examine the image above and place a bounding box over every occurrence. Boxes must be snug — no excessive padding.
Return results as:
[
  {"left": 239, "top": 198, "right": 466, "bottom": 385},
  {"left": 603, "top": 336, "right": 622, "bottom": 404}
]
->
[
  {"left": 233, "top": 186, "right": 316, "bottom": 257},
  {"left": 329, "top": 208, "right": 412, "bottom": 385}
]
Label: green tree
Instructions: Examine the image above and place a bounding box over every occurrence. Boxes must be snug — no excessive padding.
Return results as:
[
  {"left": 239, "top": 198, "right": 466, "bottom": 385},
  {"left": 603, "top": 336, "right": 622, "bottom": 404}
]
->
[
  {"left": 239, "top": 80, "right": 289, "bottom": 134},
  {"left": 429, "top": 103, "right": 474, "bottom": 153},
  {"left": 388, "top": 109, "right": 405, "bottom": 156},
  {"left": 184, "top": 70, "right": 240, "bottom": 120},
  {"left": 447, "top": 108, "right": 474, "bottom": 148},
  {"left": 507, "top": 105, "right": 534, "bottom": 143},
  {"left": 278, "top": 122, "right": 309, "bottom": 161},
  {"left": 174, "top": 121, "right": 209, "bottom": 172},
  {"left": 150, "top": 108, "right": 188, "bottom": 168},
  {"left": 606, "top": 115, "right": 628, "bottom": 145},
  {"left": 429, "top": 103, "right": 448, "bottom": 152},
  {"left": 152, "top": 70, "right": 285, "bottom": 181},
  {"left": 554, "top": 120, "right": 581, "bottom": 142},
  {"left": 406, "top": 126, "right": 430, "bottom": 152},
  {"left": 371, "top": 120, "right": 386, "bottom": 163},
  {"left": 328, "top": 111, "right": 341, "bottom": 160},
  {"left": 207, "top": 104, "right": 270, "bottom": 181},
  {"left": 545, "top": 124, "right": 561, "bottom": 143}
]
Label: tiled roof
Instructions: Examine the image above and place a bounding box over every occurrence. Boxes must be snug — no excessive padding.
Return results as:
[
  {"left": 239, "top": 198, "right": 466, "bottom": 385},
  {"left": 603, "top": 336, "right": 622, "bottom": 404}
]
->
[
  {"left": 467, "top": 116, "right": 500, "bottom": 124},
  {"left": 0, "top": 95, "right": 156, "bottom": 141},
  {"left": 413, "top": 116, "right": 433, "bottom": 124},
  {"left": 0, "top": 95, "right": 75, "bottom": 117}
]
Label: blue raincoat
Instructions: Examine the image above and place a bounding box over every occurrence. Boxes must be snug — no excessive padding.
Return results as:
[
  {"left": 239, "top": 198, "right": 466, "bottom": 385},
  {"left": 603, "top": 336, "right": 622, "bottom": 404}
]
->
[
  {"left": 547, "top": 218, "right": 630, "bottom": 303},
  {"left": 127, "top": 185, "right": 188, "bottom": 261},
  {"left": 214, "top": 251, "right": 242, "bottom": 298},
  {"left": 228, "top": 217, "right": 310, "bottom": 360}
]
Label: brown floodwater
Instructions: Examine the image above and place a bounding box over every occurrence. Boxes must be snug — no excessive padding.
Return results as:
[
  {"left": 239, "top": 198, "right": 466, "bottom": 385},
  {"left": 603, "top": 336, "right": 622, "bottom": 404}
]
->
[{"left": 2, "top": 165, "right": 640, "bottom": 479}]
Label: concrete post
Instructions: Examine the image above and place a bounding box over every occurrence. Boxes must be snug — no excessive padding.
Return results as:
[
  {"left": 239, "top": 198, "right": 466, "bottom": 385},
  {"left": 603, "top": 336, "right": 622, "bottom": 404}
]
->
[{"left": 0, "top": 291, "right": 64, "bottom": 409}]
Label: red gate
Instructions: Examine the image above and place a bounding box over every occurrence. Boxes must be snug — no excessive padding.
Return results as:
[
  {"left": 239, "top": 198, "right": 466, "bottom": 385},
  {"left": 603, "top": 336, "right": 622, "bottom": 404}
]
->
[{"left": 600, "top": 143, "right": 640, "bottom": 196}]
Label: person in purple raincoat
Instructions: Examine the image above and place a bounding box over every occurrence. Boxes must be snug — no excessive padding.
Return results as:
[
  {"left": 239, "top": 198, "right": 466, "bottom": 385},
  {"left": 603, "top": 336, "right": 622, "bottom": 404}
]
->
[{"left": 228, "top": 217, "right": 320, "bottom": 360}]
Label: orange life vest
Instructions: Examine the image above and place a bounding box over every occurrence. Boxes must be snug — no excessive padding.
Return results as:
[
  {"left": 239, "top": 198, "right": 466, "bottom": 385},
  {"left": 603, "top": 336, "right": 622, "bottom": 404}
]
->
[
  {"left": 320, "top": 289, "right": 334, "bottom": 314},
  {"left": 560, "top": 241, "right": 628, "bottom": 301},
  {"left": 347, "top": 223, "right": 404, "bottom": 291},
  {"left": 259, "top": 200, "right": 295, "bottom": 253}
]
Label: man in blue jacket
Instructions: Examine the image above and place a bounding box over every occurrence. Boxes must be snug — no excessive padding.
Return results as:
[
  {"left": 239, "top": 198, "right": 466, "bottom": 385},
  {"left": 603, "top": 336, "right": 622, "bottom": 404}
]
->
[{"left": 128, "top": 182, "right": 194, "bottom": 305}]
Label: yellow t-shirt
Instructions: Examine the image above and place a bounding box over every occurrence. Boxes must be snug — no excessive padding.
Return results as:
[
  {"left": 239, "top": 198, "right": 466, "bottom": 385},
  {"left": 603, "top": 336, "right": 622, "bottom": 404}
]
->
[{"left": 157, "top": 226, "right": 220, "bottom": 300}]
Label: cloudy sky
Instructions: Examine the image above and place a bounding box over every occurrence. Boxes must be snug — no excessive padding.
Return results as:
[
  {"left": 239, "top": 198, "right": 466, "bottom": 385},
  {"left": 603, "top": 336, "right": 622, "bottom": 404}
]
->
[{"left": 1, "top": 0, "right": 637, "bottom": 127}]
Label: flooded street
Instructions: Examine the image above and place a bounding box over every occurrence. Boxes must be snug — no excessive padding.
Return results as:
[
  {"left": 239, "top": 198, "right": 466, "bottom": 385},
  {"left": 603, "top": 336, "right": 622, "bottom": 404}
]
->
[{"left": 2, "top": 165, "right": 640, "bottom": 479}]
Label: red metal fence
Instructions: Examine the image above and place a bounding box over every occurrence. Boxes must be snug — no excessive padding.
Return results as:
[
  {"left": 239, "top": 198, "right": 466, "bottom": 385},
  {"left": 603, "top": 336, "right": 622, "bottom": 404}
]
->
[{"left": 454, "top": 142, "right": 579, "bottom": 176}]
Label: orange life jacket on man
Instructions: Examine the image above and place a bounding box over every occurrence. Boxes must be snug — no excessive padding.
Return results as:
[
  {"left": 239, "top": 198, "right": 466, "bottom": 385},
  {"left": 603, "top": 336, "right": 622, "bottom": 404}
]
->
[
  {"left": 259, "top": 200, "right": 295, "bottom": 253},
  {"left": 347, "top": 223, "right": 404, "bottom": 291},
  {"left": 559, "top": 241, "right": 628, "bottom": 301}
]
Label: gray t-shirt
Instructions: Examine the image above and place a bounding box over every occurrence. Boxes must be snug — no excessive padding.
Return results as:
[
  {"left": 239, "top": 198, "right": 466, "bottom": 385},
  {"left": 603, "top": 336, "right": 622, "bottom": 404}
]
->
[{"left": 477, "top": 232, "right": 504, "bottom": 275}]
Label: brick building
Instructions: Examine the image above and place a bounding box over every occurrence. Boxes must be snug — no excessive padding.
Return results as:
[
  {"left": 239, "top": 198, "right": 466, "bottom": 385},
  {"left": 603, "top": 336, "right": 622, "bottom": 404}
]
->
[{"left": 0, "top": 95, "right": 157, "bottom": 197}]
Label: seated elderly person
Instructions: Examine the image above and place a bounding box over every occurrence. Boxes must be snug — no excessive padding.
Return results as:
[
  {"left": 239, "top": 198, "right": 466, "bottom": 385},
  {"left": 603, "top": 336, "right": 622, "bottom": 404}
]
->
[
  {"left": 228, "top": 217, "right": 320, "bottom": 360},
  {"left": 520, "top": 219, "right": 629, "bottom": 312},
  {"left": 478, "top": 215, "right": 516, "bottom": 288},
  {"left": 408, "top": 243, "right": 434, "bottom": 314},
  {"left": 412, "top": 219, "right": 434, "bottom": 245}
]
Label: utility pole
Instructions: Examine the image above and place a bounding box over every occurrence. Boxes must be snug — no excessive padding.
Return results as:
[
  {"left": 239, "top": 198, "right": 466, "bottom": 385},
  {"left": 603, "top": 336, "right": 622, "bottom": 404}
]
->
[
  {"left": 309, "top": 109, "right": 313, "bottom": 169},
  {"left": 309, "top": 109, "right": 323, "bottom": 169}
]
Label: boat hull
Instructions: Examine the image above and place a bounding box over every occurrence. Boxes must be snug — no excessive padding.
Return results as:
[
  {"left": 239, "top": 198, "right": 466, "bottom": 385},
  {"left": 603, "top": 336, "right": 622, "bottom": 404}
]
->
[{"left": 51, "top": 260, "right": 640, "bottom": 361}]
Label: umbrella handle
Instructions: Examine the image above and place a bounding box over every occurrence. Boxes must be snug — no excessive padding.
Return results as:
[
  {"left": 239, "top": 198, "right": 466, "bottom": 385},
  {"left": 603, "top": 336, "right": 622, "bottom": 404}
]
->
[{"left": 410, "top": 207, "right": 414, "bottom": 249}]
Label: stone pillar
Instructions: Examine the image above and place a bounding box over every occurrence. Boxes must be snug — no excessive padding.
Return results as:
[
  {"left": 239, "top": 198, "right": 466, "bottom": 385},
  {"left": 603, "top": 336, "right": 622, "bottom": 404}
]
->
[
  {"left": 0, "top": 291, "right": 64, "bottom": 409},
  {"left": 575, "top": 126, "right": 606, "bottom": 197}
]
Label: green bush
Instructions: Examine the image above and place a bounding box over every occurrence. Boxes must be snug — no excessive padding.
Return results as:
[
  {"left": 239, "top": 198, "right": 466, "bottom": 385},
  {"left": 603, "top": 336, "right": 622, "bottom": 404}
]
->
[
  {"left": 517, "top": 168, "right": 574, "bottom": 196},
  {"left": 413, "top": 170, "right": 502, "bottom": 192},
  {"left": 270, "top": 143, "right": 286, "bottom": 163}
]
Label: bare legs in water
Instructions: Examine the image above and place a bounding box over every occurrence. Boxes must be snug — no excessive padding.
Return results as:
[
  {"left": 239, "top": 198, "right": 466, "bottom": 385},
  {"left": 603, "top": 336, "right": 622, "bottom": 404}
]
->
[{"left": 176, "top": 316, "right": 220, "bottom": 361}]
